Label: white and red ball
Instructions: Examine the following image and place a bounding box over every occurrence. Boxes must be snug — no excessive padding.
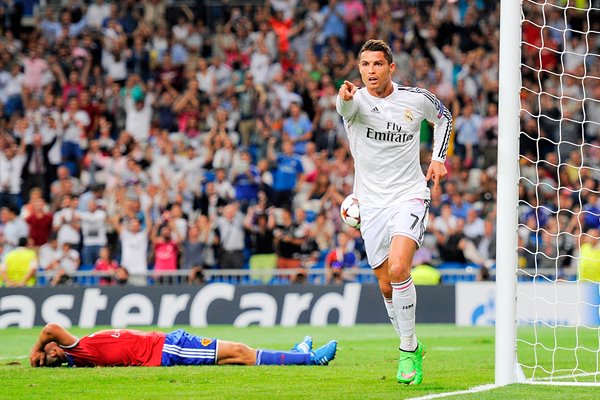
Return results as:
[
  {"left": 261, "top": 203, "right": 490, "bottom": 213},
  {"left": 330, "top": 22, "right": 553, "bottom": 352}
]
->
[{"left": 340, "top": 194, "right": 361, "bottom": 229}]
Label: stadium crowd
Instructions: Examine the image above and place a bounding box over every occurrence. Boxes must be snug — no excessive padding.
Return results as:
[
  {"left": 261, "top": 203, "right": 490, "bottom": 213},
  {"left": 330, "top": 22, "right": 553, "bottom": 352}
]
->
[{"left": 0, "top": 0, "right": 598, "bottom": 287}]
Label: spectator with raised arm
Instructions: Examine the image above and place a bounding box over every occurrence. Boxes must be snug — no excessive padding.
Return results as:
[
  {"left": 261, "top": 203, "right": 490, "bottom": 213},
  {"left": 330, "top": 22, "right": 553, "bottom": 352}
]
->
[
  {"left": 112, "top": 207, "right": 151, "bottom": 286},
  {"left": 267, "top": 137, "right": 304, "bottom": 209},
  {"left": 22, "top": 131, "right": 57, "bottom": 203},
  {"left": 60, "top": 97, "right": 90, "bottom": 176},
  {"left": 0, "top": 140, "right": 26, "bottom": 209},
  {"left": 150, "top": 218, "right": 182, "bottom": 285},
  {"left": 40, "top": 9, "right": 89, "bottom": 41},
  {"left": 215, "top": 203, "right": 245, "bottom": 270}
]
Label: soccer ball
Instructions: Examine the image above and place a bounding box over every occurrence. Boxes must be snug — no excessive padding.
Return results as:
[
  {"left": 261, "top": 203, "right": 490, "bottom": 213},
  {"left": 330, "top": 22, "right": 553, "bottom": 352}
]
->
[{"left": 340, "top": 194, "right": 361, "bottom": 229}]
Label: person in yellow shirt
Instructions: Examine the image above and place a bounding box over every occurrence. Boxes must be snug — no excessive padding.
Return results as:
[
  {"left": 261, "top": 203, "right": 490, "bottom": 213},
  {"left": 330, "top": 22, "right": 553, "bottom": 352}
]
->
[
  {"left": 2, "top": 238, "right": 38, "bottom": 287},
  {"left": 578, "top": 229, "right": 600, "bottom": 282},
  {"left": 411, "top": 249, "right": 441, "bottom": 286},
  {"left": 411, "top": 264, "right": 442, "bottom": 285}
]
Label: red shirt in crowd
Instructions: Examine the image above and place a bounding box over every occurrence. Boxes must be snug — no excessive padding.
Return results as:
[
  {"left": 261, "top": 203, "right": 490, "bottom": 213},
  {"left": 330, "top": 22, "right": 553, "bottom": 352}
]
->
[
  {"left": 62, "top": 329, "right": 166, "bottom": 367},
  {"left": 94, "top": 259, "right": 119, "bottom": 286},
  {"left": 25, "top": 212, "right": 53, "bottom": 246}
]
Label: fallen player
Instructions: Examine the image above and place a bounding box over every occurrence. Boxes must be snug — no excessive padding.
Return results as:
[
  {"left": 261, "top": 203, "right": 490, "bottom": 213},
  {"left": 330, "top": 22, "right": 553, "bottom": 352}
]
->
[{"left": 30, "top": 323, "right": 337, "bottom": 368}]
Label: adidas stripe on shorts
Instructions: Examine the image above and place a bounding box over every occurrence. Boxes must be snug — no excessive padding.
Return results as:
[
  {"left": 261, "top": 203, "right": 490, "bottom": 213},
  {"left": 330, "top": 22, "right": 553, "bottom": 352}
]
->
[{"left": 161, "top": 329, "right": 218, "bottom": 366}]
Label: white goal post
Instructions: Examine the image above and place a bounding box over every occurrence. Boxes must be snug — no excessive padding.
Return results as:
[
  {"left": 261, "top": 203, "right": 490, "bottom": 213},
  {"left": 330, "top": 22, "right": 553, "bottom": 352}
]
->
[
  {"left": 495, "top": 0, "right": 521, "bottom": 386},
  {"left": 496, "top": 0, "right": 600, "bottom": 386}
]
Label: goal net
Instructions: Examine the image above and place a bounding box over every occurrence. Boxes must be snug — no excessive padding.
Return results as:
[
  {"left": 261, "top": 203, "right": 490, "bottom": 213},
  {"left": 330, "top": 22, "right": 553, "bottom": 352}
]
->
[{"left": 499, "top": 0, "right": 600, "bottom": 385}]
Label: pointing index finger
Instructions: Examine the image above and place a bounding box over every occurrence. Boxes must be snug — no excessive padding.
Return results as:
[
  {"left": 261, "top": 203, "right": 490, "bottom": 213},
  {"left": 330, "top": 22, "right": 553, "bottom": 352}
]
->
[{"left": 433, "top": 174, "right": 440, "bottom": 191}]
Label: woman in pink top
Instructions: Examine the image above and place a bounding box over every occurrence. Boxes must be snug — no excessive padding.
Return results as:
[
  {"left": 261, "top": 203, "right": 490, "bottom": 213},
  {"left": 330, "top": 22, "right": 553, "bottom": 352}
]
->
[{"left": 151, "top": 222, "right": 182, "bottom": 284}]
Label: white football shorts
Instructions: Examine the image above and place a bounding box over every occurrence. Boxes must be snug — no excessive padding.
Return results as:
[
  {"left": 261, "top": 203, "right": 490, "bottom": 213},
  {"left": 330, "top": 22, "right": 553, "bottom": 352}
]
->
[{"left": 360, "top": 198, "right": 430, "bottom": 269}]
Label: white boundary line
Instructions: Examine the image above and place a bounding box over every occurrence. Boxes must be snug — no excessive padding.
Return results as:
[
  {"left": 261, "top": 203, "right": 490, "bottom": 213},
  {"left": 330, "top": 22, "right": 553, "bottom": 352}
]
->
[
  {"left": 526, "top": 382, "right": 600, "bottom": 387},
  {"left": 0, "top": 355, "right": 26, "bottom": 360},
  {"left": 406, "top": 384, "right": 500, "bottom": 400},
  {"left": 537, "top": 371, "right": 600, "bottom": 382}
]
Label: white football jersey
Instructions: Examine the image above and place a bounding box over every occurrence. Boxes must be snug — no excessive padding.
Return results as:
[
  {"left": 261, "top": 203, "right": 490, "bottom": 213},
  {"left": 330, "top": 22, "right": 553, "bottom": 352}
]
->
[{"left": 336, "top": 83, "right": 452, "bottom": 208}]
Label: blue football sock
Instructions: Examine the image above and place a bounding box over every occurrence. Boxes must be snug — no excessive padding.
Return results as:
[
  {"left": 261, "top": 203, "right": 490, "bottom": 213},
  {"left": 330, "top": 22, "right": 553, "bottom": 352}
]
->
[{"left": 255, "top": 349, "right": 311, "bottom": 365}]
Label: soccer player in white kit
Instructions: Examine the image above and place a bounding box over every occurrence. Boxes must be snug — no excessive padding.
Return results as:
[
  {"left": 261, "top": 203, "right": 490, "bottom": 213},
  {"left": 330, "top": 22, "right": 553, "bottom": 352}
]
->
[{"left": 336, "top": 39, "right": 451, "bottom": 385}]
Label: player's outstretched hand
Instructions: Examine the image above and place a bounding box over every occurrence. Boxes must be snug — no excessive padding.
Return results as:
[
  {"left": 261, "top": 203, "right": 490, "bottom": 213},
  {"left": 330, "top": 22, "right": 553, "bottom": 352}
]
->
[
  {"left": 425, "top": 160, "right": 448, "bottom": 192},
  {"left": 339, "top": 80, "right": 358, "bottom": 101}
]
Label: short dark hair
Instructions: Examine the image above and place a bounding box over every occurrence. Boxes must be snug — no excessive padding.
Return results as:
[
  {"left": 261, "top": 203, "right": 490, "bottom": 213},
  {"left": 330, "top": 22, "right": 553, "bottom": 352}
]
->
[
  {"left": 359, "top": 39, "right": 393, "bottom": 65},
  {"left": 44, "top": 353, "right": 63, "bottom": 368},
  {"left": 2, "top": 203, "right": 18, "bottom": 215}
]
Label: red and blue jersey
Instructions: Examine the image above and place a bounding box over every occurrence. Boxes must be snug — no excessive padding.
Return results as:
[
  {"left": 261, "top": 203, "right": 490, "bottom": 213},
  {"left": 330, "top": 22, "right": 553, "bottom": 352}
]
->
[{"left": 62, "top": 329, "right": 166, "bottom": 367}]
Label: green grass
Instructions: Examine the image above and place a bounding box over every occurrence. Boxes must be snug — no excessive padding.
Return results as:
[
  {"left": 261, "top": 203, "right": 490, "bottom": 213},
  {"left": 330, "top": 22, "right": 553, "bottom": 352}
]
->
[{"left": 0, "top": 324, "right": 599, "bottom": 399}]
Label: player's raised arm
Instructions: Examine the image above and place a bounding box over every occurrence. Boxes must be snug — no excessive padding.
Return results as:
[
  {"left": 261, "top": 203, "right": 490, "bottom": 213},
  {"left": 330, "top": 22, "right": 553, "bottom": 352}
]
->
[
  {"left": 30, "top": 323, "right": 78, "bottom": 367},
  {"left": 336, "top": 80, "right": 359, "bottom": 119}
]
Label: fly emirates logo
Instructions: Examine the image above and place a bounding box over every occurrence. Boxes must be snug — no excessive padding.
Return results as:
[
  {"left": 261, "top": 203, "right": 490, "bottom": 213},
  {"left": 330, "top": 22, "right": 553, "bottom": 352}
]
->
[{"left": 366, "top": 122, "right": 414, "bottom": 143}]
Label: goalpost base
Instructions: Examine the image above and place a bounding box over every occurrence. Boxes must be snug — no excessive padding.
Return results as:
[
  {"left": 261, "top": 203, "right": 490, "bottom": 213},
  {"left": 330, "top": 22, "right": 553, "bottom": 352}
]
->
[{"left": 515, "top": 361, "right": 526, "bottom": 384}]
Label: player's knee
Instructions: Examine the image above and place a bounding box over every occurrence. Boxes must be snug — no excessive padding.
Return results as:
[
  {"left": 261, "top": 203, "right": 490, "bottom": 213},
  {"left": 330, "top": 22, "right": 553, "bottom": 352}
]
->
[
  {"left": 388, "top": 262, "right": 411, "bottom": 281},
  {"left": 231, "top": 343, "right": 248, "bottom": 355},
  {"left": 232, "top": 343, "right": 255, "bottom": 365}
]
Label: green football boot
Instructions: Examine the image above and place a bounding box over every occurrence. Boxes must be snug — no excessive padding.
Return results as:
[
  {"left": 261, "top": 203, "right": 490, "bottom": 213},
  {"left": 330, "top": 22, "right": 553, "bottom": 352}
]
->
[{"left": 397, "top": 340, "right": 425, "bottom": 385}]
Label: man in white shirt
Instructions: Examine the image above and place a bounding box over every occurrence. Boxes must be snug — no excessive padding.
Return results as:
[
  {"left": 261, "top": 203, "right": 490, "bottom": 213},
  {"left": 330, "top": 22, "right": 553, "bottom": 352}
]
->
[
  {"left": 113, "top": 213, "right": 151, "bottom": 286},
  {"left": 0, "top": 142, "right": 25, "bottom": 209},
  {"left": 125, "top": 91, "right": 154, "bottom": 143},
  {"left": 210, "top": 56, "right": 233, "bottom": 96},
  {"left": 1, "top": 205, "right": 29, "bottom": 253},
  {"left": 79, "top": 200, "right": 108, "bottom": 266},
  {"left": 4, "top": 63, "right": 24, "bottom": 115},
  {"left": 215, "top": 203, "right": 245, "bottom": 269},
  {"left": 52, "top": 194, "right": 81, "bottom": 249},
  {"left": 61, "top": 97, "right": 90, "bottom": 173},
  {"left": 50, "top": 242, "right": 80, "bottom": 286},
  {"left": 39, "top": 235, "right": 62, "bottom": 271},
  {"left": 0, "top": 60, "right": 12, "bottom": 104},
  {"left": 336, "top": 39, "right": 451, "bottom": 385},
  {"left": 463, "top": 208, "right": 485, "bottom": 241},
  {"left": 86, "top": 0, "right": 111, "bottom": 29}
]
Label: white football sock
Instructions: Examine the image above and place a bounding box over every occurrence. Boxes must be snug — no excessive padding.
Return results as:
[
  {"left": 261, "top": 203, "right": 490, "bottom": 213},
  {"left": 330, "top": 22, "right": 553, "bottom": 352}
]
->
[
  {"left": 391, "top": 276, "right": 417, "bottom": 352},
  {"left": 382, "top": 296, "right": 402, "bottom": 342}
]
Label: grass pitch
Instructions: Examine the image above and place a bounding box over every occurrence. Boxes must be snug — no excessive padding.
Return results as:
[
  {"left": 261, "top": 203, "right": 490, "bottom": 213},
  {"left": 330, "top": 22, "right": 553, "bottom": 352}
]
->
[{"left": 1, "top": 324, "right": 598, "bottom": 399}]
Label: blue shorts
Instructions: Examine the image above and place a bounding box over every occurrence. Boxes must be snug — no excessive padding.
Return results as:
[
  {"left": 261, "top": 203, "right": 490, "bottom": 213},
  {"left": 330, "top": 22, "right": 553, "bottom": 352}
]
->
[{"left": 161, "top": 329, "right": 219, "bottom": 366}]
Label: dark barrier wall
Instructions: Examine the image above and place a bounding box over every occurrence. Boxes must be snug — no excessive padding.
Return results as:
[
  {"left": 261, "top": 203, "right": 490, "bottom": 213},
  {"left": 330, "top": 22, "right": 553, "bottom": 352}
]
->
[{"left": 0, "top": 283, "right": 455, "bottom": 328}]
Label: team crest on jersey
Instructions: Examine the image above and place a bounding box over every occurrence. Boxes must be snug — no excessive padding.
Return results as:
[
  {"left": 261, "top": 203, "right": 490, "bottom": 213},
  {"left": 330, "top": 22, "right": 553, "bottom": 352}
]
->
[
  {"left": 201, "top": 338, "right": 213, "bottom": 346},
  {"left": 404, "top": 109, "right": 414, "bottom": 122}
]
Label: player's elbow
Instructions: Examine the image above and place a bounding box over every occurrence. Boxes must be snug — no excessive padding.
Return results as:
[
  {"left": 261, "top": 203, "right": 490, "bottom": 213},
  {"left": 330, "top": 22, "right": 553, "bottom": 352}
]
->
[{"left": 42, "top": 323, "right": 62, "bottom": 337}]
